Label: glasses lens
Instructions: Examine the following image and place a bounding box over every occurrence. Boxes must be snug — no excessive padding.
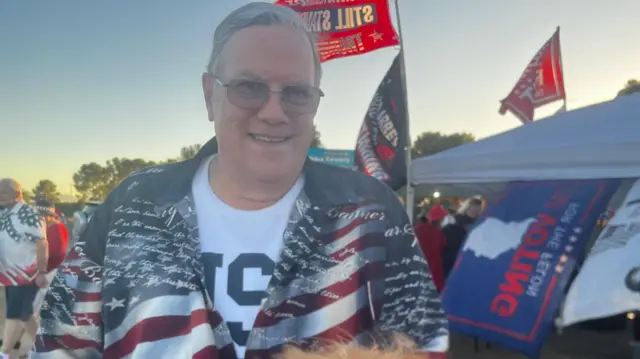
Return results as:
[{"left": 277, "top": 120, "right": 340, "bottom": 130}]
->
[
  {"left": 226, "top": 80, "right": 270, "bottom": 109},
  {"left": 282, "top": 86, "right": 321, "bottom": 114}
]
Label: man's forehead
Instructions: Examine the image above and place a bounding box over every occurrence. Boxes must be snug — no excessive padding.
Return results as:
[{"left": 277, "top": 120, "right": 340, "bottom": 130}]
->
[
  {"left": 224, "top": 25, "right": 311, "bottom": 49},
  {"left": 217, "top": 25, "right": 315, "bottom": 83}
]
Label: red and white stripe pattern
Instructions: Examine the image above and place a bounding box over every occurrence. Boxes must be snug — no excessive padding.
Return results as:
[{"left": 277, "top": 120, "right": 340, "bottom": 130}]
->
[{"left": 35, "top": 244, "right": 104, "bottom": 358}]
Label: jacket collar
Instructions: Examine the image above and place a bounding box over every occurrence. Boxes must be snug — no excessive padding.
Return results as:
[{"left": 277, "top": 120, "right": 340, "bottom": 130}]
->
[
  {"left": 150, "top": 137, "right": 365, "bottom": 209},
  {"left": 7, "top": 201, "right": 25, "bottom": 215}
]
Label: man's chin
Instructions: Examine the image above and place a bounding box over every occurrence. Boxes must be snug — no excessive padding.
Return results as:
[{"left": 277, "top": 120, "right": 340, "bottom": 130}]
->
[
  {"left": 248, "top": 161, "right": 303, "bottom": 183},
  {"left": 252, "top": 169, "right": 294, "bottom": 183}
]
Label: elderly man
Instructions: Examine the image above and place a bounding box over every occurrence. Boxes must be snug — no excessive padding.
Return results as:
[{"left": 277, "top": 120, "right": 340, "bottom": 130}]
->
[
  {"left": 0, "top": 179, "right": 49, "bottom": 358},
  {"left": 33, "top": 3, "right": 448, "bottom": 359}
]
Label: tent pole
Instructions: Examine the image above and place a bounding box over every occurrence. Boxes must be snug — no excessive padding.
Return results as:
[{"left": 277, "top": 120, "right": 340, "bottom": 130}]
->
[{"left": 393, "top": 0, "right": 414, "bottom": 222}]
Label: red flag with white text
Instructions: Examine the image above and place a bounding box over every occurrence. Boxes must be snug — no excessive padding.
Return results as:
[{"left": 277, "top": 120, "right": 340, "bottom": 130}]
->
[
  {"left": 274, "top": 0, "right": 399, "bottom": 62},
  {"left": 499, "top": 27, "right": 566, "bottom": 123}
]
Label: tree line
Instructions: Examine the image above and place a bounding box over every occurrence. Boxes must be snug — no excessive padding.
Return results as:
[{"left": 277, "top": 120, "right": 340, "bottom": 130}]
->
[
  {"left": 30, "top": 78, "right": 640, "bottom": 203},
  {"left": 29, "top": 131, "right": 472, "bottom": 203},
  {"left": 25, "top": 144, "right": 204, "bottom": 203}
]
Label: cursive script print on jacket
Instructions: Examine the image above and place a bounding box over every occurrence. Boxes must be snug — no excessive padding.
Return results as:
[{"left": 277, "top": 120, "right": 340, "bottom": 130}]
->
[{"left": 33, "top": 137, "right": 448, "bottom": 359}]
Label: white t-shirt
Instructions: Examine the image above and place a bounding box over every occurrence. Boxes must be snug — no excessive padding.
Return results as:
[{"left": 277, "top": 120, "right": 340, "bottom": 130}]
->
[{"left": 191, "top": 156, "right": 303, "bottom": 358}]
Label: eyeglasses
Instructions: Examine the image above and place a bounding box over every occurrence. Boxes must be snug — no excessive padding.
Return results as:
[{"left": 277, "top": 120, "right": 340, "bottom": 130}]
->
[{"left": 214, "top": 77, "right": 324, "bottom": 116}]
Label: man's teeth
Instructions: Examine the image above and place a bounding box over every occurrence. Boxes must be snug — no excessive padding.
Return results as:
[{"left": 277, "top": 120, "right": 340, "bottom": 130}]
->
[{"left": 251, "top": 134, "right": 287, "bottom": 143}]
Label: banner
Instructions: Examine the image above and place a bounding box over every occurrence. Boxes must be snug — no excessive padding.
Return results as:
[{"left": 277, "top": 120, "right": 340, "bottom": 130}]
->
[
  {"left": 354, "top": 54, "right": 407, "bottom": 191},
  {"left": 442, "top": 179, "right": 621, "bottom": 358},
  {"left": 561, "top": 178, "right": 640, "bottom": 326},
  {"left": 308, "top": 148, "right": 354, "bottom": 168},
  {"left": 499, "top": 27, "right": 566, "bottom": 124},
  {"left": 275, "top": 0, "right": 399, "bottom": 62}
]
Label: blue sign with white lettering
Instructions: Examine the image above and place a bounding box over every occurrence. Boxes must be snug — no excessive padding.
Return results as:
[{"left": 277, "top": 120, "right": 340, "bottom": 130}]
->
[
  {"left": 308, "top": 148, "right": 354, "bottom": 168},
  {"left": 442, "top": 179, "right": 621, "bottom": 358}
]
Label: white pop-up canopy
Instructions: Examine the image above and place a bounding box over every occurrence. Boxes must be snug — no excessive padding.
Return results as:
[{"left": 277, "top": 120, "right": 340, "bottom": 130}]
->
[{"left": 411, "top": 93, "right": 640, "bottom": 198}]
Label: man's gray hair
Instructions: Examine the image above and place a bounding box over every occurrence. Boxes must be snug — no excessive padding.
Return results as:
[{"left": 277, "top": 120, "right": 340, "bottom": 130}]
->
[
  {"left": 207, "top": 2, "right": 322, "bottom": 85},
  {"left": 0, "top": 178, "right": 22, "bottom": 196}
]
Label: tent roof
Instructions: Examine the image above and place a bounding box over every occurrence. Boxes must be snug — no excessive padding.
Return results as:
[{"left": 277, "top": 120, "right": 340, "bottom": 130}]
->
[{"left": 411, "top": 93, "right": 640, "bottom": 197}]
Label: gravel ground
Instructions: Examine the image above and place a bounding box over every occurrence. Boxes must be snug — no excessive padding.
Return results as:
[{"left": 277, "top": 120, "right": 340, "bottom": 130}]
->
[{"left": 0, "top": 289, "right": 633, "bottom": 358}]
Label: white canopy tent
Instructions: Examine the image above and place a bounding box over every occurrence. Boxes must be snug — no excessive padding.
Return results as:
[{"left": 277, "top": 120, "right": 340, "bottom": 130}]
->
[{"left": 411, "top": 93, "right": 640, "bottom": 198}]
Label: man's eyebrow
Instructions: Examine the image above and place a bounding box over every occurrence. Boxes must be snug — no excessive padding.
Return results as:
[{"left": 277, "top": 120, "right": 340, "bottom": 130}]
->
[
  {"left": 232, "top": 71, "right": 263, "bottom": 81},
  {"left": 230, "top": 71, "right": 313, "bottom": 86}
]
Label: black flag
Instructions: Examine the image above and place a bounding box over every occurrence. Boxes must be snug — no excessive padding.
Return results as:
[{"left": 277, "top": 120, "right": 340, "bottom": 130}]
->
[{"left": 354, "top": 55, "right": 408, "bottom": 190}]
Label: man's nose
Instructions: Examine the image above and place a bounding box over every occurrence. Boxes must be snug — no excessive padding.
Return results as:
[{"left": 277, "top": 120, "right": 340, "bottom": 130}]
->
[{"left": 256, "top": 92, "right": 288, "bottom": 124}]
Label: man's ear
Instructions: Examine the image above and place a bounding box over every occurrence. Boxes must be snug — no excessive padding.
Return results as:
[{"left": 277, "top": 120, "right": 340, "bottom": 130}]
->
[{"left": 202, "top": 73, "right": 215, "bottom": 122}]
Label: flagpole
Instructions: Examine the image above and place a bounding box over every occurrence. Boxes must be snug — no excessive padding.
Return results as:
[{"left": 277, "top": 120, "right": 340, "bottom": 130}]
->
[
  {"left": 557, "top": 26, "right": 568, "bottom": 112},
  {"left": 393, "top": 0, "right": 415, "bottom": 222}
]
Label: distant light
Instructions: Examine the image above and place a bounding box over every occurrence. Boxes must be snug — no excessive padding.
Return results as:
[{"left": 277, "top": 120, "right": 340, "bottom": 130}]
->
[
  {"left": 628, "top": 312, "right": 636, "bottom": 320},
  {"left": 433, "top": 191, "right": 441, "bottom": 198}
]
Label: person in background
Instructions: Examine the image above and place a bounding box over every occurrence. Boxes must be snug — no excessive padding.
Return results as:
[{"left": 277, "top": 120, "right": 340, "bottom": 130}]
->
[
  {"left": 441, "top": 197, "right": 483, "bottom": 279},
  {"left": 3, "top": 200, "right": 70, "bottom": 358},
  {"left": 0, "top": 179, "right": 48, "bottom": 359},
  {"left": 33, "top": 199, "right": 69, "bottom": 272},
  {"left": 414, "top": 205, "right": 449, "bottom": 293}
]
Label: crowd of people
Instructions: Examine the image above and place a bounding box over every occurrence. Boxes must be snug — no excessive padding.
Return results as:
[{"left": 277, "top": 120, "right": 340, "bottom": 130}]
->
[
  {"left": 414, "top": 198, "right": 484, "bottom": 294},
  {"left": 0, "top": 179, "right": 69, "bottom": 358}
]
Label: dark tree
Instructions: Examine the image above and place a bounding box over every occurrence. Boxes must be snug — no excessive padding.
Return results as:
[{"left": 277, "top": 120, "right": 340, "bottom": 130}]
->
[{"left": 411, "top": 131, "right": 476, "bottom": 159}]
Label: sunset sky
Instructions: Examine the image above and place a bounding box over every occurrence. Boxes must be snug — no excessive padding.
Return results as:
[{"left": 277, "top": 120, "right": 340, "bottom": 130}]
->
[{"left": 1, "top": 0, "right": 638, "bottom": 193}]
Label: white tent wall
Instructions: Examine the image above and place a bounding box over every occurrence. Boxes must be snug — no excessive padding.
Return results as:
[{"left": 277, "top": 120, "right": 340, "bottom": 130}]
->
[{"left": 411, "top": 93, "right": 640, "bottom": 199}]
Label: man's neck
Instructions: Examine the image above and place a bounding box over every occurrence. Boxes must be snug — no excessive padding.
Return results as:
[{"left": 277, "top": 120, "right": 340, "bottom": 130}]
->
[{"left": 209, "top": 157, "right": 299, "bottom": 211}]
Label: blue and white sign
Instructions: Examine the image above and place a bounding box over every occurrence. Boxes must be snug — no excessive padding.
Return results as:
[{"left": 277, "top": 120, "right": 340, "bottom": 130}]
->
[
  {"left": 307, "top": 148, "right": 354, "bottom": 168},
  {"left": 442, "top": 179, "right": 621, "bottom": 358}
]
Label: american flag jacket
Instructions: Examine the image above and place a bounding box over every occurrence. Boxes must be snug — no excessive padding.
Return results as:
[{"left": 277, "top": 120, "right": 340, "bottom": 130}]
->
[{"left": 32, "top": 138, "right": 448, "bottom": 359}]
